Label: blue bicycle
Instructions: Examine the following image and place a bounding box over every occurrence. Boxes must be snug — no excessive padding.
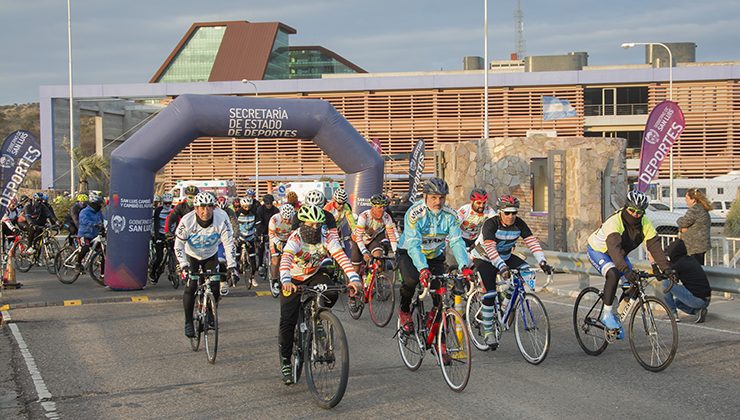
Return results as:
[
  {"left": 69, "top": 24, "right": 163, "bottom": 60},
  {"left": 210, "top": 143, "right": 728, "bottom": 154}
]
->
[{"left": 465, "top": 267, "right": 551, "bottom": 364}]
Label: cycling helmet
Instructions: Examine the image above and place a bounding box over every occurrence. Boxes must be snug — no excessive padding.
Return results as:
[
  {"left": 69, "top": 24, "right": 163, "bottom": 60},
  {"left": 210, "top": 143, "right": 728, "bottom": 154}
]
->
[
  {"left": 279, "top": 204, "right": 296, "bottom": 221},
  {"left": 32, "top": 192, "right": 43, "bottom": 200},
  {"left": 625, "top": 190, "right": 649, "bottom": 211},
  {"left": 153, "top": 194, "right": 161, "bottom": 202},
  {"left": 497, "top": 195, "right": 520, "bottom": 212},
  {"left": 216, "top": 196, "right": 228, "bottom": 209},
  {"left": 263, "top": 194, "right": 275, "bottom": 205},
  {"left": 470, "top": 188, "right": 488, "bottom": 202},
  {"left": 422, "top": 177, "right": 449, "bottom": 195},
  {"left": 370, "top": 193, "right": 389, "bottom": 206},
  {"left": 161, "top": 192, "right": 174, "bottom": 203},
  {"left": 245, "top": 188, "right": 256, "bottom": 197},
  {"left": 304, "top": 189, "right": 326, "bottom": 207},
  {"left": 333, "top": 188, "right": 348, "bottom": 204},
  {"left": 184, "top": 185, "right": 199, "bottom": 196},
  {"left": 76, "top": 193, "right": 89, "bottom": 202},
  {"left": 240, "top": 197, "right": 254, "bottom": 207},
  {"left": 89, "top": 195, "right": 104, "bottom": 205},
  {"left": 297, "top": 205, "right": 326, "bottom": 223},
  {"left": 193, "top": 192, "right": 216, "bottom": 207}
]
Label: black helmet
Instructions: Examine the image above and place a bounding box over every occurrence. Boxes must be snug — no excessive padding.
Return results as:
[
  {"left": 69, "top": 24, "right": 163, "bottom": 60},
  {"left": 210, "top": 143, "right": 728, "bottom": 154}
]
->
[
  {"left": 89, "top": 195, "right": 104, "bottom": 205},
  {"left": 263, "top": 194, "right": 275, "bottom": 204},
  {"left": 184, "top": 185, "right": 199, "bottom": 196},
  {"left": 422, "top": 177, "right": 449, "bottom": 195}
]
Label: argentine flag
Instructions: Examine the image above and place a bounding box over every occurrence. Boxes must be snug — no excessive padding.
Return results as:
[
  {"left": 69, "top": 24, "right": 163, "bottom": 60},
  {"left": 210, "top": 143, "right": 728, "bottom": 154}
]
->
[{"left": 542, "top": 96, "right": 577, "bottom": 120}]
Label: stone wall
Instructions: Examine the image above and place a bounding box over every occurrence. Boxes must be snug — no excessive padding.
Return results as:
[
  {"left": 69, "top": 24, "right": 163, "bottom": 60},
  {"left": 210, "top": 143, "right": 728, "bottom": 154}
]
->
[{"left": 439, "top": 136, "right": 627, "bottom": 252}]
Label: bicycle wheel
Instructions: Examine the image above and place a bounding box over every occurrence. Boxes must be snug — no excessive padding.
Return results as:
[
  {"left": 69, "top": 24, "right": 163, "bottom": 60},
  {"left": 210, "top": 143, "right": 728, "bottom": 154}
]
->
[
  {"left": 88, "top": 248, "right": 105, "bottom": 286},
  {"left": 13, "top": 239, "right": 33, "bottom": 272},
  {"left": 292, "top": 326, "right": 304, "bottom": 385},
  {"left": 262, "top": 245, "right": 271, "bottom": 279},
  {"left": 465, "top": 289, "right": 490, "bottom": 351},
  {"left": 573, "top": 287, "right": 609, "bottom": 356},
  {"left": 513, "top": 293, "right": 550, "bottom": 365},
  {"left": 397, "top": 306, "right": 425, "bottom": 371},
  {"left": 204, "top": 292, "right": 219, "bottom": 364},
  {"left": 167, "top": 251, "right": 179, "bottom": 289},
  {"left": 304, "top": 310, "right": 350, "bottom": 409},
  {"left": 190, "top": 300, "right": 202, "bottom": 352},
  {"left": 241, "top": 247, "right": 252, "bottom": 290},
  {"left": 437, "top": 308, "right": 471, "bottom": 392},
  {"left": 628, "top": 296, "right": 678, "bottom": 372},
  {"left": 369, "top": 271, "right": 395, "bottom": 328},
  {"left": 43, "top": 239, "right": 61, "bottom": 274},
  {"left": 55, "top": 247, "right": 81, "bottom": 284}
]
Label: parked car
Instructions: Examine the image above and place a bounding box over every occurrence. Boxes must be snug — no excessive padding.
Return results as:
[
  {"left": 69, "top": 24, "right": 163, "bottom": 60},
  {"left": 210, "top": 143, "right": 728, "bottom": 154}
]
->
[{"left": 645, "top": 201, "right": 683, "bottom": 235}]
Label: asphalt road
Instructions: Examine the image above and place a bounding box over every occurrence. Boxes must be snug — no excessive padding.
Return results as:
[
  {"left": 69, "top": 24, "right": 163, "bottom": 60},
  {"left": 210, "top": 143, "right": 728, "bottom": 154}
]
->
[{"left": 3, "top": 286, "right": 740, "bottom": 419}]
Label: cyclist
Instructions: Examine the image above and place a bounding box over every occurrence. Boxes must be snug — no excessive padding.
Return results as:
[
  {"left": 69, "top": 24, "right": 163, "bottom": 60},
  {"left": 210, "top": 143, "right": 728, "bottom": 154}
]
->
[
  {"left": 235, "top": 196, "right": 259, "bottom": 288},
  {"left": 165, "top": 185, "right": 198, "bottom": 234},
  {"left": 76, "top": 195, "right": 105, "bottom": 272},
  {"left": 23, "top": 192, "right": 58, "bottom": 253},
  {"left": 324, "top": 187, "right": 357, "bottom": 235},
  {"left": 267, "top": 204, "right": 296, "bottom": 294},
  {"left": 286, "top": 191, "right": 300, "bottom": 210},
  {"left": 153, "top": 194, "right": 162, "bottom": 210},
  {"left": 351, "top": 193, "right": 398, "bottom": 276},
  {"left": 244, "top": 189, "right": 259, "bottom": 212},
  {"left": 41, "top": 193, "right": 57, "bottom": 220},
  {"left": 470, "top": 194, "right": 553, "bottom": 348},
  {"left": 256, "top": 194, "right": 279, "bottom": 277},
  {"left": 586, "top": 191, "right": 676, "bottom": 338},
  {"left": 175, "top": 192, "right": 239, "bottom": 338},
  {"left": 278, "top": 205, "right": 362, "bottom": 385},
  {"left": 149, "top": 193, "right": 175, "bottom": 282},
  {"left": 396, "top": 177, "right": 474, "bottom": 333},
  {"left": 67, "top": 193, "right": 88, "bottom": 245},
  {"left": 2, "top": 198, "right": 22, "bottom": 252},
  {"left": 292, "top": 190, "right": 338, "bottom": 241},
  {"left": 457, "top": 187, "right": 495, "bottom": 248}
]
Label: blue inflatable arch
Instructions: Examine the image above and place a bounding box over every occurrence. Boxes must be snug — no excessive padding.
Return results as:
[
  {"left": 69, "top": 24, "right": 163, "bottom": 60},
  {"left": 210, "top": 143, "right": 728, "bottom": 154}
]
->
[{"left": 105, "top": 94, "right": 383, "bottom": 290}]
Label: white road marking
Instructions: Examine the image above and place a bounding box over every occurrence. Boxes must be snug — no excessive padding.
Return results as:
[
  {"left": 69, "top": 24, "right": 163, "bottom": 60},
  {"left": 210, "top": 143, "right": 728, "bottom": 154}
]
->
[{"left": 2, "top": 310, "right": 60, "bottom": 419}]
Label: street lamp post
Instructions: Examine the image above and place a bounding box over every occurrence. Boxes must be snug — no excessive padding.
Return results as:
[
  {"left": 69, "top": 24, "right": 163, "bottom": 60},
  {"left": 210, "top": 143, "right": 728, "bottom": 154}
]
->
[
  {"left": 67, "top": 0, "right": 75, "bottom": 196},
  {"left": 483, "top": 0, "right": 489, "bottom": 141},
  {"left": 241, "top": 79, "right": 259, "bottom": 196},
  {"left": 621, "top": 42, "right": 675, "bottom": 210}
]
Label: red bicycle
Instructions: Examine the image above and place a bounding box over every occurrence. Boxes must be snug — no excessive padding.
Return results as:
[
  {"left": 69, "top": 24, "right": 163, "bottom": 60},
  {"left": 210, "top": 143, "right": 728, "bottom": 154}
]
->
[{"left": 347, "top": 255, "right": 396, "bottom": 327}]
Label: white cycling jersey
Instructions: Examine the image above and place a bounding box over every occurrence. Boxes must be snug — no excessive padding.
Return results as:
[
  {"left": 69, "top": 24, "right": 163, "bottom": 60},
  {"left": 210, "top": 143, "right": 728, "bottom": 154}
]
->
[
  {"left": 457, "top": 203, "right": 495, "bottom": 241},
  {"left": 268, "top": 213, "right": 293, "bottom": 248},
  {"left": 174, "top": 208, "right": 236, "bottom": 269}
]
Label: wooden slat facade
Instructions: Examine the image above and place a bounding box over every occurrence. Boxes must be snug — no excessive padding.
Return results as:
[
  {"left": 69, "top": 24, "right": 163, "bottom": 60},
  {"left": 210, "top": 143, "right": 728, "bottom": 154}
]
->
[{"left": 161, "top": 81, "right": 737, "bottom": 195}]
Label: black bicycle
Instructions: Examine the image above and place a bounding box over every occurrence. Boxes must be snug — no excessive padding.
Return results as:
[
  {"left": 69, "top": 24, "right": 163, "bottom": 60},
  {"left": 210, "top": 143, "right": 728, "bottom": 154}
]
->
[
  {"left": 290, "top": 283, "right": 350, "bottom": 409},
  {"left": 187, "top": 271, "right": 223, "bottom": 364},
  {"left": 14, "top": 224, "right": 61, "bottom": 274},
  {"left": 237, "top": 237, "right": 258, "bottom": 289},
  {"left": 151, "top": 237, "right": 179, "bottom": 289},
  {"left": 573, "top": 270, "right": 678, "bottom": 372}
]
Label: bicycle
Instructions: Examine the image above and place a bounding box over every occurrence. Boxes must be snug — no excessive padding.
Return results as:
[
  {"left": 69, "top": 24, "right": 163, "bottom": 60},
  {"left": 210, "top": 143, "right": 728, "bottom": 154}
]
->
[
  {"left": 237, "top": 236, "right": 258, "bottom": 289},
  {"left": 396, "top": 270, "right": 472, "bottom": 392},
  {"left": 187, "top": 271, "right": 223, "bottom": 364},
  {"left": 465, "top": 267, "right": 551, "bottom": 365},
  {"left": 13, "top": 225, "right": 62, "bottom": 274},
  {"left": 54, "top": 229, "right": 106, "bottom": 286},
  {"left": 289, "top": 283, "right": 350, "bottom": 409},
  {"left": 347, "top": 255, "right": 396, "bottom": 327},
  {"left": 151, "top": 236, "right": 179, "bottom": 289},
  {"left": 573, "top": 270, "right": 678, "bottom": 372}
]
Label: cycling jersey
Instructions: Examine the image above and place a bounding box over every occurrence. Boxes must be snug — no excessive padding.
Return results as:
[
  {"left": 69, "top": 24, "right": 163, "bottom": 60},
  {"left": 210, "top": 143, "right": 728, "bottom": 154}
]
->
[
  {"left": 397, "top": 201, "right": 469, "bottom": 271},
  {"left": 165, "top": 201, "right": 193, "bottom": 234},
  {"left": 587, "top": 210, "right": 669, "bottom": 273},
  {"left": 153, "top": 205, "right": 172, "bottom": 236},
  {"left": 268, "top": 213, "right": 293, "bottom": 252},
  {"left": 235, "top": 208, "right": 258, "bottom": 241},
  {"left": 457, "top": 203, "right": 495, "bottom": 241},
  {"left": 471, "top": 215, "right": 545, "bottom": 270},
  {"left": 324, "top": 201, "right": 357, "bottom": 232},
  {"left": 279, "top": 227, "right": 360, "bottom": 284},
  {"left": 174, "top": 208, "right": 236, "bottom": 270},
  {"left": 352, "top": 209, "right": 398, "bottom": 254}
]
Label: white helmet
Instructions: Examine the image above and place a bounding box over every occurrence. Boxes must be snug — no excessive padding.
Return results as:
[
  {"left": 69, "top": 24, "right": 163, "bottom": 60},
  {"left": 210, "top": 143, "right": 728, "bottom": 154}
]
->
[
  {"left": 304, "top": 189, "right": 326, "bottom": 206},
  {"left": 626, "top": 190, "right": 649, "bottom": 211},
  {"left": 333, "top": 187, "right": 348, "bottom": 204},
  {"left": 193, "top": 192, "right": 216, "bottom": 207},
  {"left": 240, "top": 197, "right": 254, "bottom": 207},
  {"left": 279, "top": 204, "right": 295, "bottom": 221},
  {"left": 161, "top": 192, "right": 174, "bottom": 203}
]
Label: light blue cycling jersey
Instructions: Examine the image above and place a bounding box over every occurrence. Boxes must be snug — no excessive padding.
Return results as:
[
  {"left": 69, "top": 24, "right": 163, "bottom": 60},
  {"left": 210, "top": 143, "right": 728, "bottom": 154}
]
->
[{"left": 398, "top": 200, "right": 469, "bottom": 271}]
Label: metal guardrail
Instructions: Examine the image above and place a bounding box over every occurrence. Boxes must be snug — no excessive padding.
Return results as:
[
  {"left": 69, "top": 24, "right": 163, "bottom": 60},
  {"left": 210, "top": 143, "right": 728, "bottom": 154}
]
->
[{"left": 540, "top": 250, "right": 740, "bottom": 294}]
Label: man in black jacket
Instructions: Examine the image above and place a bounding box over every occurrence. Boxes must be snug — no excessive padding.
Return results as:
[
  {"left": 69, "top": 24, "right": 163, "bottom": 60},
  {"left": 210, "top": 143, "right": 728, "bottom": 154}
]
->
[
  {"left": 255, "top": 194, "right": 279, "bottom": 276},
  {"left": 660, "top": 239, "right": 711, "bottom": 323}
]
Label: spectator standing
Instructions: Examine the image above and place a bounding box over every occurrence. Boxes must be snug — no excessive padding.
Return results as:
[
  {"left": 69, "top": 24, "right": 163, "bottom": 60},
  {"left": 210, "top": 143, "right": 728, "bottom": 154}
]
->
[{"left": 677, "top": 188, "right": 712, "bottom": 265}]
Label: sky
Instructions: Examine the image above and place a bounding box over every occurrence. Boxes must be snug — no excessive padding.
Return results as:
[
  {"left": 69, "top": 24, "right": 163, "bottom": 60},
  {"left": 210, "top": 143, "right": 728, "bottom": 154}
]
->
[{"left": 1, "top": 0, "right": 739, "bottom": 105}]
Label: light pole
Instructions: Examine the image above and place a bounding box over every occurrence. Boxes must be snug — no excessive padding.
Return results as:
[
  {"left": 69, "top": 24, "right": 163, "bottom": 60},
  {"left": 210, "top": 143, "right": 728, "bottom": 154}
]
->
[
  {"left": 67, "top": 0, "right": 75, "bottom": 195},
  {"left": 621, "top": 42, "right": 675, "bottom": 210},
  {"left": 483, "top": 0, "right": 489, "bottom": 141},
  {"left": 241, "top": 79, "right": 259, "bottom": 196}
]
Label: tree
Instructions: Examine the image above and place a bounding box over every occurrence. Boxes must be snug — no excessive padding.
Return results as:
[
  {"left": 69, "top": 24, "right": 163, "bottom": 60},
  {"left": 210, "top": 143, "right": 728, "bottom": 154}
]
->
[{"left": 62, "top": 139, "right": 110, "bottom": 193}]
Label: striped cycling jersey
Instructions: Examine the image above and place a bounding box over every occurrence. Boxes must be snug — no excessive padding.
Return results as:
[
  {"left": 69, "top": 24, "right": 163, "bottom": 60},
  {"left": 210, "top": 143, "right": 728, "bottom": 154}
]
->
[
  {"left": 268, "top": 213, "right": 293, "bottom": 250},
  {"left": 457, "top": 203, "right": 495, "bottom": 241},
  {"left": 174, "top": 208, "right": 236, "bottom": 269},
  {"left": 352, "top": 210, "right": 398, "bottom": 253},
  {"left": 471, "top": 215, "right": 545, "bottom": 270},
  {"left": 155, "top": 205, "right": 172, "bottom": 235},
  {"left": 279, "top": 227, "right": 360, "bottom": 284},
  {"left": 235, "top": 209, "right": 257, "bottom": 241}
]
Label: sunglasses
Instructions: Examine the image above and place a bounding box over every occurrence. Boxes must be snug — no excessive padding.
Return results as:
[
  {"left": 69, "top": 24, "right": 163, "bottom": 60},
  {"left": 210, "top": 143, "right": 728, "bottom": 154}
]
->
[
  {"left": 627, "top": 207, "right": 645, "bottom": 215},
  {"left": 503, "top": 211, "right": 518, "bottom": 216}
]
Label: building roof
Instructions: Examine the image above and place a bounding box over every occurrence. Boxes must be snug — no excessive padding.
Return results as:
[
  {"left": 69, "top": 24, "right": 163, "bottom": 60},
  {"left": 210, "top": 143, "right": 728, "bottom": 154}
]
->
[
  {"left": 288, "top": 46, "right": 367, "bottom": 73},
  {"left": 149, "top": 20, "right": 297, "bottom": 83}
]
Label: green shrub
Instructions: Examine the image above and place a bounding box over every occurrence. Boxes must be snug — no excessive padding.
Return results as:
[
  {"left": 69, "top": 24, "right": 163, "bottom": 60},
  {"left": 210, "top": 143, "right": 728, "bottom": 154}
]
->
[
  {"left": 724, "top": 200, "right": 740, "bottom": 237},
  {"left": 51, "top": 196, "right": 74, "bottom": 231}
]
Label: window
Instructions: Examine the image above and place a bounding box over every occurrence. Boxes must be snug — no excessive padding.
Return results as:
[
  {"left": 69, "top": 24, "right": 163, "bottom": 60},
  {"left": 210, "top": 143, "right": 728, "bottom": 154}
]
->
[
  {"left": 712, "top": 202, "right": 722, "bottom": 210},
  {"left": 530, "top": 158, "right": 548, "bottom": 212},
  {"left": 158, "top": 26, "right": 226, "bottom": 83},
  {"left": 677, "top": 187, "right": 705, "bottom": 197},
  {"left": 717, "top": 187, "right": 724, "bottom": 195}
]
